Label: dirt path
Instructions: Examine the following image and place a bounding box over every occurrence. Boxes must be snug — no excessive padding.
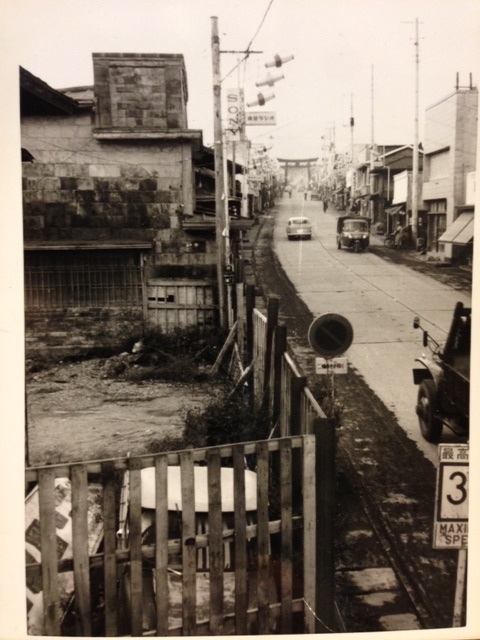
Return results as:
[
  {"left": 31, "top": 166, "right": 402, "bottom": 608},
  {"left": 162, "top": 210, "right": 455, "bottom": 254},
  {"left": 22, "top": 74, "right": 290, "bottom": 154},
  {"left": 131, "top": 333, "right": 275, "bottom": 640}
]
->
[{"left": 26, "top": 358, "right": 221, "bottom": 466}]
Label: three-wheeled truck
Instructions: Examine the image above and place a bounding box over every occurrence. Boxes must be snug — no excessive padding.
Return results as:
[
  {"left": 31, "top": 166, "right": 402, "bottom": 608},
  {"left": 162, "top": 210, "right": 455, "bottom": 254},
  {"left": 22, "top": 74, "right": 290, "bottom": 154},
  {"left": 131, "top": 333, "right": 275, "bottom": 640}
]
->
[
  {"left": 336, "top": 216, "right": 371, "bottom": 252},
  {"left": 412, "top": 302, "right": 471, "bottom": 443}
]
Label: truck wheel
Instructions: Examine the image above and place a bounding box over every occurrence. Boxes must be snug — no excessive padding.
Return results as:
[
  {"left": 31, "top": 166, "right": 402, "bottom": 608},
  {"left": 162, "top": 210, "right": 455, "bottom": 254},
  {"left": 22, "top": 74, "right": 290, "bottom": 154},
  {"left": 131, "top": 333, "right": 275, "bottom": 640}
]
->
[{"left": 416, "top": 379, "right": 442, "bottom": 443}]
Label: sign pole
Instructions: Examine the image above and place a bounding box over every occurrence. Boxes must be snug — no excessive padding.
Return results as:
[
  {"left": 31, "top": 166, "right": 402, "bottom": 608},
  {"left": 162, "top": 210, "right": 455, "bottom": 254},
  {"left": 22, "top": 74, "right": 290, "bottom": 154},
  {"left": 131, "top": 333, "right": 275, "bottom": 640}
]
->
[
  {"left": 330, "top": 367, "right": 335, "bottom": 405},
  {"left": 452, "top": 548, "right": 467, "bottom": 627},
  {"left": 433, "top": 443, "right": 469, "bottom": 627}
]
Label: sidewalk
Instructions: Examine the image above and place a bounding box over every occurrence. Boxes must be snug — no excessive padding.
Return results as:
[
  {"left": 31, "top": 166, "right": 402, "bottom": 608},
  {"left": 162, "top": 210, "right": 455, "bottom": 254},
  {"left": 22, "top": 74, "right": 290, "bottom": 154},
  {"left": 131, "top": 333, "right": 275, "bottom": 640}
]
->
[{"left": 368, "top": 230, "right": 472, "bottom": 294}]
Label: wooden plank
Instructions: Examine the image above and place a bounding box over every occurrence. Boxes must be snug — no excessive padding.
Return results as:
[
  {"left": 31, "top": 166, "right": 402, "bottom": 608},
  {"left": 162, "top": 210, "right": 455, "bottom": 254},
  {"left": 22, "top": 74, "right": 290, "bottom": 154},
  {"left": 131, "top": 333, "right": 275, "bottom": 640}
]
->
[
  {"left": 102, "top": 462, "right": 118, "bottom": 636},
  {"left": 233, "top": 445, "right": 248, "bottom": 635},
  {"left": 280, "top": 439, "right": 293, "bottom": 632},
  {"left": 207, "top": 449, "right": 224, "bottom": 633},
  {"left": 290, "top": 375, "right": 307, "bottom": 436},
  {"left": 256, "top": 441, "right": 271, "bottom": 634},
  {"left": 272, "top": 325, "right": 287, "bottom": 428},
  {"left": 209, "top": 321, "right": 237, "bottom": 375},
  {"left": 245, "top": 284, "right": 256, "bottom": 369},
  {"left": 140, "top": 251, "right": 149, "bottom": 325},
  {"left": 71, "top": 464, "right": 92, "bottom": 636},
  {"left": 25, "top": 438, "right": 307, "bottom": 483},
  {"left": 155, "top": 456, "right": 169, "bottom": 636},
  {"left": 38, "top": 468, "right": 61, "bottom": 636},
  {"left": 315, "top": 417, "right": 336, "bottom": 633},
  {"left": 279, "top": 358, "right": 290, "bottom": 437},
  {"left": 291, "top": 376, "right": 307, "bottom": 515},
  {"left": 128, "top": 457, "right": 143, "bottom": 636},
  {"left": 302, "top": 435, "right": 317, "bottom": 634},
  {"left": 180, "top": 451, "right": 197, "bottom": 635},
  {"left": 236, "top": 282, "right": 245, "bottom": 363},
  {"left": 262, "top": 296, "right": 279, "bottom": 409}
]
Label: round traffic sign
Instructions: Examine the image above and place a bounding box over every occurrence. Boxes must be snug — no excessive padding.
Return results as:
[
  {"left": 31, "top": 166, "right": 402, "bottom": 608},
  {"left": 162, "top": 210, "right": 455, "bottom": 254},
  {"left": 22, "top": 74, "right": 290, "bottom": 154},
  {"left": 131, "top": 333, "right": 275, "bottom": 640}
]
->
[{"left": 308, "top": 313, "right": 354, "bottom": 357}]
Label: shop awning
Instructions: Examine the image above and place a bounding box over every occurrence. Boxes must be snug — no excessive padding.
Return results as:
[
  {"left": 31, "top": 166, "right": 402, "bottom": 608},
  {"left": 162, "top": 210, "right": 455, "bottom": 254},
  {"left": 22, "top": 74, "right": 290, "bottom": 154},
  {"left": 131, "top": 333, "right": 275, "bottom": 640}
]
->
[
  {"left": 385, "top": 205, "right": 405, "bottom": 215},
  {"left": 438, "top": 212, "right": 474, "bottom": 245}
]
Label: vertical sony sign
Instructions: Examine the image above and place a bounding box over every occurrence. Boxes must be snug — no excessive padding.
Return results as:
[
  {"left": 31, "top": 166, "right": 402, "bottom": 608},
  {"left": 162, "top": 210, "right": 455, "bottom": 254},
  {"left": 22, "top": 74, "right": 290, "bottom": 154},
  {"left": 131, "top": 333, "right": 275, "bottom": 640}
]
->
[{"left": 225, "top": 88, "right": 244, "bottom": 141}]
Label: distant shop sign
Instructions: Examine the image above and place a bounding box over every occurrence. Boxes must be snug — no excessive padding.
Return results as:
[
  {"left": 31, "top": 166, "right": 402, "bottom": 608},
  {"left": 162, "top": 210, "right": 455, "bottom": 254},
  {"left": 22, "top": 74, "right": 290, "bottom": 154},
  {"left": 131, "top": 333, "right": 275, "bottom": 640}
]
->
[
  {"left": 245, "top": 111, "right": 276, "bottom": 126},
  {"left": 433, "top": 444, "right": 469, "bottom": 549}
]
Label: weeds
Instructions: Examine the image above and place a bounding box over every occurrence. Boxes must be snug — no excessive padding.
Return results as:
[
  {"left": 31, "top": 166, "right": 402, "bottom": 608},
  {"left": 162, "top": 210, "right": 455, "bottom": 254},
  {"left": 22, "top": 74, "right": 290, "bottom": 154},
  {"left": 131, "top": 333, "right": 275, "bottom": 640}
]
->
[
  {"left": 309, "top": 376, "right": 344, "bottom": 427},
  {"left": 185, "top": 391, "right": 271, "bottom": 449},
  {"left": 117, "top": 326, "right": 229, "bottom": 384}
]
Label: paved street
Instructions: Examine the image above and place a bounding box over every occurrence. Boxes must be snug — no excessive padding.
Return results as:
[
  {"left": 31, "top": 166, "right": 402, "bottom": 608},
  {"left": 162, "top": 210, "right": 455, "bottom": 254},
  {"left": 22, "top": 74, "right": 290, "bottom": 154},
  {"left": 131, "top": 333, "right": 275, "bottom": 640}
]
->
[
  {"left": 250, "top": 199, "right": 466, "bottom": 631},
  {"left": 272, "top": 193, "right": 471, "bottom": 465}
]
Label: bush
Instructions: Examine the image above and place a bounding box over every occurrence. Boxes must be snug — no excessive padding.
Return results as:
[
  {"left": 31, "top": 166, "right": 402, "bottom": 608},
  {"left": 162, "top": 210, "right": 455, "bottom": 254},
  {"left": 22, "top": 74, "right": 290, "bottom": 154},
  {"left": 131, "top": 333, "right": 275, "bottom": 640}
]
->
[
  {"left": 309, "top": 377, "right": 344, "bottom": 428},
  {"left": 186, "top": 391, "right": 271, "bottom": 449},
  {"left": 106, "top": 326, "right": 230, "bottom": 383}
]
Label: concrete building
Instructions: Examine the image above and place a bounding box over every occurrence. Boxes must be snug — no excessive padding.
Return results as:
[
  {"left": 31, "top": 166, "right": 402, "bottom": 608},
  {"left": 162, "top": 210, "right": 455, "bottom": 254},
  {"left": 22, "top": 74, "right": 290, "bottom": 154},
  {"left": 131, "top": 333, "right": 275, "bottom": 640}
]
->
[
  {"left": 21, "top": 54, "right": 250, "bottom": 356},
  {"left": 422, "top": 85, "right": 477, "bottom": 262},
  {"left": 351, "top": 144, "right": 422, "bottom": 232}
]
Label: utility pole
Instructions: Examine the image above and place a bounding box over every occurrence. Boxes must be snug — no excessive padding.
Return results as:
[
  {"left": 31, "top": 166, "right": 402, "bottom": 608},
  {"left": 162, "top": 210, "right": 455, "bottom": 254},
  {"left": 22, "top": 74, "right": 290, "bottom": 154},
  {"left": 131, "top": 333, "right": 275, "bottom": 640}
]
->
[
  {"left": 350, "top": 93, "right": 354, "bottom": 165},
  {"left": 211, "top": 16, "right": 227, "bottom": 329},
  {"left": 411, "top": 17, "right": 420, "bottom": 242},
  {"left": 370, "top": 64, "right": 375, "bottom": 170}
]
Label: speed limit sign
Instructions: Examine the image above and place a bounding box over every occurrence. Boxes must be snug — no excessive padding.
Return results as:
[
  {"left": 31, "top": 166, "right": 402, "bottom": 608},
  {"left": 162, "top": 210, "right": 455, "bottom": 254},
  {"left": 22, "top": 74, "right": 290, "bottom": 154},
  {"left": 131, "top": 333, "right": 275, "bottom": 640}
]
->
[{"left": 433, "top": 444, "right": 469, "bottom": 549}]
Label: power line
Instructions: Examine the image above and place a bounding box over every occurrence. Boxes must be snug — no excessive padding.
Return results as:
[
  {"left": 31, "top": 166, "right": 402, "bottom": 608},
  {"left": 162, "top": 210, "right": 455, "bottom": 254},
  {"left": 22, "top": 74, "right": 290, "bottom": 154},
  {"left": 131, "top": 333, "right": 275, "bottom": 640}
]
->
[
  {"left": 221, "top": 0, "right": 275, "bottom": 83},
  {"left": 245, "top": 0, "right": 275, "bottom": 54}
]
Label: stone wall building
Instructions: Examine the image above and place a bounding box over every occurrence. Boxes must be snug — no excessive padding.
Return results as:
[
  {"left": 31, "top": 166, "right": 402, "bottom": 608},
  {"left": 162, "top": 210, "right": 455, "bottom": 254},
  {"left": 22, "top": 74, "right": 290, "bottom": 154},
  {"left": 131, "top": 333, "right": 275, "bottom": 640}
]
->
[{"left": 22, "top": 53, "right": 249, "bottom": 356}]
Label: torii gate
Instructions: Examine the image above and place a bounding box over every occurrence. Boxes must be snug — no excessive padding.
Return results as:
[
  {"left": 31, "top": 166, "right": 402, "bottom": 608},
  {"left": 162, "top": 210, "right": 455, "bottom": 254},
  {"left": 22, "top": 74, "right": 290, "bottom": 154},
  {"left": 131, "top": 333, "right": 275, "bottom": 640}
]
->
[{"left": 277, "top": 157, "right": 319, "bottom": 185}]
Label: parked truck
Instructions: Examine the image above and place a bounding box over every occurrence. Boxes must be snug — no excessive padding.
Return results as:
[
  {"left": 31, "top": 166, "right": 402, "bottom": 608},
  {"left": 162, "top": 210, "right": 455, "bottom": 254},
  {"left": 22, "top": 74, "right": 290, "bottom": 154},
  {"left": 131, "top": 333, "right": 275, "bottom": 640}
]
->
[{"left": 412, "top": 302, "right": 470, "bottom": 443}]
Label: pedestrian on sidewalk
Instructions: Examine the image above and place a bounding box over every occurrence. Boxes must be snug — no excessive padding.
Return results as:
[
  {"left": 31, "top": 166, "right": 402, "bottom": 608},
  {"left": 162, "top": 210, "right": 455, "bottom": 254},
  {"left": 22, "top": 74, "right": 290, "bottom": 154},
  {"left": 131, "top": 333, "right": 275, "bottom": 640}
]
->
[
  {"left": 394, "top": 223, "right": 403, "bottom": 249},
  {"left": 323, "top": 199, "right": 328, "bottom": 212}
]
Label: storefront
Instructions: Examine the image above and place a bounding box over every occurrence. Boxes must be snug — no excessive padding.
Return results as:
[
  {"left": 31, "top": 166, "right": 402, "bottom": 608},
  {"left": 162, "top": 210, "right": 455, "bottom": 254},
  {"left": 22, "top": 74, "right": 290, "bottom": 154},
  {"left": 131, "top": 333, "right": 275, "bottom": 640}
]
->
[{"left": 438, "top": 209, "right": 474, "bottom": 265}]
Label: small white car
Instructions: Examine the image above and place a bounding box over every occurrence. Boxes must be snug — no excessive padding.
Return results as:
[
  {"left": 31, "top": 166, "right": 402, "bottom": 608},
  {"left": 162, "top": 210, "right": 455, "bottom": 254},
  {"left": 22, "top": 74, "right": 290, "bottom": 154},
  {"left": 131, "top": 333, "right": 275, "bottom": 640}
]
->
[{"left": 286, "top": 216, "right": 312, "bottom": 240}]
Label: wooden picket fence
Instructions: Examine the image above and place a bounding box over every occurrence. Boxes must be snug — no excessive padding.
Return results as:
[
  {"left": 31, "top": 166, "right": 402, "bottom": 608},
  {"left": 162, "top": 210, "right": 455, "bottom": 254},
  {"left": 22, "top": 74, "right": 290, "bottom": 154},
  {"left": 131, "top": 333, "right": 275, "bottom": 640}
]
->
[
  {"left": 25, "top": 436, "right": 331, "bottom": 636},
  {"left": 25, "top": 285, "right": 338, "bottom": 636}
]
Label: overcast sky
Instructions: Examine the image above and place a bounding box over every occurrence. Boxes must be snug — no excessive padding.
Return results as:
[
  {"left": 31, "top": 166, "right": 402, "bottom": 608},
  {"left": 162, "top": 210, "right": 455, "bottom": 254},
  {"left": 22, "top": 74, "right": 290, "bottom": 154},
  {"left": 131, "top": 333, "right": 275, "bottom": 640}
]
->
[{"left": 3, "top": 0, "right": 480, "bottom": 159}]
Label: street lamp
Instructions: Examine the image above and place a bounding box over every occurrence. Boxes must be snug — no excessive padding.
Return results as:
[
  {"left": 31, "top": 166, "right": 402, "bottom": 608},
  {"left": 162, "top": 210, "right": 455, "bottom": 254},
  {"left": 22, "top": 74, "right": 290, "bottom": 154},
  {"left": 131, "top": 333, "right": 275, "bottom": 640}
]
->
[
  {"left": 256, "top": 72, "right": 284, "bottom": 87},
  {"left": 265, "top": 54, "right": 294, "bottom": 68}
]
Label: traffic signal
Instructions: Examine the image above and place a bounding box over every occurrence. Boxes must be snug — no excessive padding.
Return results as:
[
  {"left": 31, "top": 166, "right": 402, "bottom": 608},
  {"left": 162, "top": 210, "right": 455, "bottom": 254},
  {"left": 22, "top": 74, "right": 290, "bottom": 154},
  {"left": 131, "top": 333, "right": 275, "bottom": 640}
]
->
[{"left": 224, "top": 264, "right": 234, "bottom": 285}]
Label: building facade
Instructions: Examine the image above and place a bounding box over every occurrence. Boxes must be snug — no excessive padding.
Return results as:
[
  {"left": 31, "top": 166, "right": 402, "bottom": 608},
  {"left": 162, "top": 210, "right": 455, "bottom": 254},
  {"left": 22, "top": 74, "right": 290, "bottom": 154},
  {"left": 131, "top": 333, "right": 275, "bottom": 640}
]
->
[
  {"left": 21, "top": 54, "right": 246, "bottom": 356},
  {"left": 422, "top": 86, "right": 477, "bottom": 262}
]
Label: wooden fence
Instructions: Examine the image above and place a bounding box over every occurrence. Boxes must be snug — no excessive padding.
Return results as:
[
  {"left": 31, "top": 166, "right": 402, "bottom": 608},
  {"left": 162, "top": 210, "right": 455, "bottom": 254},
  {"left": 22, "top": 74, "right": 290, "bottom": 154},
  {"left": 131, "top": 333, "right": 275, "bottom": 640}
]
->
[
  {"left": 25, "top": 437, "right": 327, "bottom": 636},
  {"left": 25, "top": 285, "right": 338, "bottom": 636},
  {"left": 244, "top": 290, "right": 336, "bottom": 634},
  {"left": 146, "top": 279, "right": 216, "bottom": 331}
]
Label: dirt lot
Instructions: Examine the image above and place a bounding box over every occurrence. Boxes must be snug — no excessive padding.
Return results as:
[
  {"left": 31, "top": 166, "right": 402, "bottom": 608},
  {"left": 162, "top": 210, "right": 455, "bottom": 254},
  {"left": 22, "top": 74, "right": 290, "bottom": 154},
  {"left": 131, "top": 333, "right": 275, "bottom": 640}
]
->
[{"left": 26, "top": 357, "right": 223, "bottom": 466}]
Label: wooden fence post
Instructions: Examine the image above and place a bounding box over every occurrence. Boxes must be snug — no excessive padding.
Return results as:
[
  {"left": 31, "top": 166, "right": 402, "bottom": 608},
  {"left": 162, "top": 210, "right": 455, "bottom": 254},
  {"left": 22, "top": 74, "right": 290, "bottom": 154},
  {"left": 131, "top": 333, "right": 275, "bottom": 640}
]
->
[
  {"left": 245, "top": 284, "right": 256, "bottom": 366},
  {"left": 236, "top": 282, "right": 245, "bottom": 364},
  {"left": 290, "top": 375, "right": 307, "bottom": 514},
  {"left": 290, "top": 375, "right": 307, "bottom": 436},
  {"left": 314, "top": 416, "right": 336, "bottom": 633},
  {"left": 262, "top": 296, "right": 279, "bottom": 410},
  {"left": 272, "top": 325, "right": 287, "bottom": 430}
]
